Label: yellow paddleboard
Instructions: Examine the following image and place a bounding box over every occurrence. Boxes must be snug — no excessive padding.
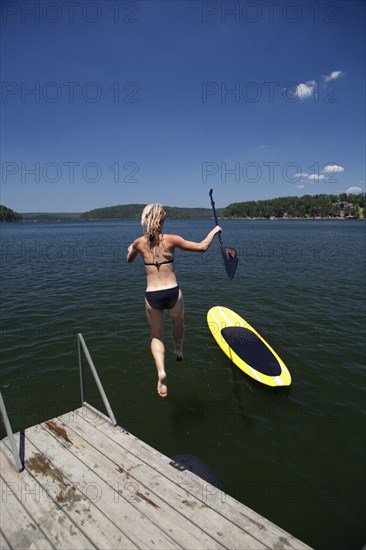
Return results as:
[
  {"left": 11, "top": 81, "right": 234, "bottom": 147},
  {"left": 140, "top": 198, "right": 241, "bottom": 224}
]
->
[{"left": 207, "top": 306, "right": 291, "bottom": 387}]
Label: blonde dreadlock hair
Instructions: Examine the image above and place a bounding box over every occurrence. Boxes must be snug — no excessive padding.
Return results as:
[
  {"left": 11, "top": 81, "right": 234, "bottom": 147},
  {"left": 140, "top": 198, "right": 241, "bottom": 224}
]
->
[{"left": 141, "top": 203, "right": 166, "bottom": 240}]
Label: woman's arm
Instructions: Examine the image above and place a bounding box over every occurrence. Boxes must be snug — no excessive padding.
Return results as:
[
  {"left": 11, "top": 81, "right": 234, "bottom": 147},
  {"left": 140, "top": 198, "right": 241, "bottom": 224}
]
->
[
  {"left": 127, "top": 240, "right": 140, "bottom": 262},
  {"left": 170, "top": 225, "right": 222, "bottom": 252}
]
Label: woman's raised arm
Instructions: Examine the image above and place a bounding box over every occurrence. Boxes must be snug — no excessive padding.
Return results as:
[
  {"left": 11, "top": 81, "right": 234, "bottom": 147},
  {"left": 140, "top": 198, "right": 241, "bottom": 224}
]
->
[{"left": 170, "top": 226, "right": 221, "bottom": 253}]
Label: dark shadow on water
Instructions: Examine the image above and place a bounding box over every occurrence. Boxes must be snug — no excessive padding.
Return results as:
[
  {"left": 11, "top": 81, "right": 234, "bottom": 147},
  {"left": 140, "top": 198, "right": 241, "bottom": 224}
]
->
[
  {"left": 165, "top": 355, "right": 293, "bottom": 436},
  {"left": 229, "top": 361, "right": 292, "bottom": 398},
  {"left": 217, "top": 360, "right": 293, "bottom": 427},
  {"left": 168, "top": 392, "right": 207, "bottom": 431},
  {"left": 170, "top": 453, "right": 223, "bottom": 490}
]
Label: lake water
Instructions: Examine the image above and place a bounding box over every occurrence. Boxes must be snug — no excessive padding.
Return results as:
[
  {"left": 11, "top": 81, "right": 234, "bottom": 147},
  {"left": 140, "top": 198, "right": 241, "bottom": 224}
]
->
[{"left": 1, "top": 219, "right": 365, "bottom": 549}]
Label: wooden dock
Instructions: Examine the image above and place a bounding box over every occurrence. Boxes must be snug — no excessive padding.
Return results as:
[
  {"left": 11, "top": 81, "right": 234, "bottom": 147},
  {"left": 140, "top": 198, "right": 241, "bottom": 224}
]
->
[{"left": 1, "top": 405, "right": 311, "bottom": 549}]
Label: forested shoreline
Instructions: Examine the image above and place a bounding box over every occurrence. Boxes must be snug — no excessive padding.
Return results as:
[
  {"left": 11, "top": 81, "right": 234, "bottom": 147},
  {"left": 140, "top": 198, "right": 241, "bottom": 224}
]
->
[
  {"left": 0, "top": 205, "right": 22, "bottom": 222},
  {"left": 2, "top": 193, "right": 365, "bottom": 221},
  {"left": 81, "top": 193, "right": 365, "bottom": 220},
  {"left": 222, "top": 193, "right": 365, "bottom": 219},
  {"left": 80, "top": 205, "right": 218, "bottom": 220}
]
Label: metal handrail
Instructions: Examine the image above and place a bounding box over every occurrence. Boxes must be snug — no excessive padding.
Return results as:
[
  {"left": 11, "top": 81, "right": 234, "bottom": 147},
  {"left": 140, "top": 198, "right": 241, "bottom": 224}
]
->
[
  {"left": 0, "top": 391, "right": 23, "bottom": 472},
  {"left": 77, "top": 333, "right": 117, "bottom": 426},
  {"left": 0, "top": 334, "right": 116, "bottom": 474}
]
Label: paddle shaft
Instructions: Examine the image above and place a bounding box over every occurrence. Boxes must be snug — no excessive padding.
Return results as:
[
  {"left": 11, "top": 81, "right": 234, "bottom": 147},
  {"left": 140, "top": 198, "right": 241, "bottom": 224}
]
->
[{"left": 209, "top": 189, "right": 224, "bottom": 247}]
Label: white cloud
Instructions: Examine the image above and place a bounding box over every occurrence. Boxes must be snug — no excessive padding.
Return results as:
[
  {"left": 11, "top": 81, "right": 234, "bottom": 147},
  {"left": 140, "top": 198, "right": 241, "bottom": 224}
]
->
[
  {"left": 294, "top": 81, "right": 317, "bottom": 100},
  {"left": 291, "top": 71, "right": 345, "bottom": 101},
  {"left": 294, "top": 172, "right": 309, "bottom": 178},
  {"left": 323, "top": 70, "right": 345, "bottom": 83},
  {"left": 323, "top": 164, "right": 344, "bottom": 173},
  {"left": 308, "top": 174, "right": 326, "bottom": 182},
  {"left": 346, "top": 186, "right": 363, "bottom": 194},
  {"left": 295, "top": 184, "right": 305, "bottom": 189}
]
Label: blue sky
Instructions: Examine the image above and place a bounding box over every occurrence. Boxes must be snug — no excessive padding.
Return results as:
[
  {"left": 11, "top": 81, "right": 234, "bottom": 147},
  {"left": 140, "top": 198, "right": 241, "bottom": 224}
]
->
[{"left": 1, "top": 0, "right": 365, "bottom": 212}]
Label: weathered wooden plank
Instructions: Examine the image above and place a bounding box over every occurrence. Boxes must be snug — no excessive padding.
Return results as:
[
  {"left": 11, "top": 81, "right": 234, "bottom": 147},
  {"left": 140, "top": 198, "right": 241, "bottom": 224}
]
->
[
  {"left": 24, "top": 423, "right": 181, "bottom": 549},
  {"left": 44, "top": 414, "right": 231, "bottom": 550},
  {"left": 56, "top": 410, "right": 265, "bottom": 550},
  {"left": 1, "top": 446, "right": 96, "bottom": 550},
  {"left": 0, "top": 474, "right": 53, "bottom": 550},
  {"left": 74, "top": 407, "right": 311, "bottom": 549},
  {"left": 0, "top": 531, "right": 11, "bottom": 550},
  {"left": 1, "top": 436, "right": 138, "bottom": 550}
]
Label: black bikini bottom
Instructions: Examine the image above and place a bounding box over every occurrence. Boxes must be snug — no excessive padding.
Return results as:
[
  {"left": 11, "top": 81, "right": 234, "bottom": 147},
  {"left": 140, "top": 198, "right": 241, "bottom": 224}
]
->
[{"left": 145, "top": 286, "right": 180, "bottom": 311}]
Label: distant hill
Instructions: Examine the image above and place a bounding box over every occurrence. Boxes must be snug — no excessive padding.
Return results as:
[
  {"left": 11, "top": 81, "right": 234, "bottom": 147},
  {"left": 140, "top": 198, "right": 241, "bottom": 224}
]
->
[
  {"left": 81, "top": 195, "right": 365, "bottom": 220},
  {"left": 0, "top": 205, "right": 22, "bottom": 222},
  {"left": 15, "top": 193, "right": 365, "bottom": 222},
  {"left": 80, "top": 204, "right": 219, "bottom": 220},
  {"left": 223, "top": 193, "right": 365, "bottom": 219},
  {"left": 21, "top": 212, "right": 82, "bottom": 221}
]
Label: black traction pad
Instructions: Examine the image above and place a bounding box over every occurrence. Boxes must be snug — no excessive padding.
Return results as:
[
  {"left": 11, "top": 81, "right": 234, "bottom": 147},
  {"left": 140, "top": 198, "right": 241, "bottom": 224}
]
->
[{"left": 221, "top": 326, "right": 281, "bottom": 376}]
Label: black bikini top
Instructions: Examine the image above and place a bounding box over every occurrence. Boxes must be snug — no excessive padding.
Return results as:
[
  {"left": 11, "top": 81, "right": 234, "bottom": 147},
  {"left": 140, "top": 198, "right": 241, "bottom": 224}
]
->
[{"left": 144, "top": 259, "right": 174, "bottom": 268}]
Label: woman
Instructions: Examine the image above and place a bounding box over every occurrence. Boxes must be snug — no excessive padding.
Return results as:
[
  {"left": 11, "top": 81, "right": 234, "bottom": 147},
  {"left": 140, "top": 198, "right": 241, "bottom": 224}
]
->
[{"left": 127, "top": 203, "right": 221, "bottom": 398}]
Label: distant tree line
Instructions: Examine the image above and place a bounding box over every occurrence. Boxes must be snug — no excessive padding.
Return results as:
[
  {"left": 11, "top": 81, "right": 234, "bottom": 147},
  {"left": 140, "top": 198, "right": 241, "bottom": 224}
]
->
[
  {"left": 223, "top": 194, "right": 365, "bottom": 219},
  {"left": 80, "top": 204, "right": 220, "bottom": 220},
  {"left": 0, "top": 205, "right": 22, "bottom": 222},
  {"left": 3, "top": 194, "right": 365, "bottom": 222},
  {"left": 21, "top": 212, "right": 81, "bottom": 221}
]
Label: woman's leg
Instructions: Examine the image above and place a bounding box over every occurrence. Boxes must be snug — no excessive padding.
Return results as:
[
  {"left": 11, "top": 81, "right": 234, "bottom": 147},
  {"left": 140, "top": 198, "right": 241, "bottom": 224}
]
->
[
  {"left": 145, "top": 299, "right": 167, "bottom": 397},
  {"left": 168, "top": 289, "right": 184, "bottom": 361}
]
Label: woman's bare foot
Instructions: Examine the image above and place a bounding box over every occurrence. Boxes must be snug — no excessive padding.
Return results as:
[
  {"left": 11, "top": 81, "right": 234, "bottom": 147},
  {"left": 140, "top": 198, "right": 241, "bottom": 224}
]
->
[
  {"left": 174, "top": 348, "right": 183, "bottom": 362},
  {"left": 157, "top": 373, "right": 167, "bottom": 397}
]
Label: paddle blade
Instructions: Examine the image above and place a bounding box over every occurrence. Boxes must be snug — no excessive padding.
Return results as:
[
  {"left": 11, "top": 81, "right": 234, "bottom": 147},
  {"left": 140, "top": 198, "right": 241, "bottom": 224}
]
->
[{"left": 220, "top": 245, "right": 238, "bottom": 279}]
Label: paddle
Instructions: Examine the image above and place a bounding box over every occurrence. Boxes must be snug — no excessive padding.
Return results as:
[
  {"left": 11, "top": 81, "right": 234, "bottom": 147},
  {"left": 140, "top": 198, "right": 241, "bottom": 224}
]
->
[{"left": 209, "top": 189, "right": 238, "bottom": 279}]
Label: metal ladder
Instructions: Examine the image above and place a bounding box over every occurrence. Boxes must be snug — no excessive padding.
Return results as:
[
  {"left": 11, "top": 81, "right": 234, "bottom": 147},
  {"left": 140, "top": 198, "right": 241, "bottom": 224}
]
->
[
  {"left": 0, "top": 391, "right": 23, "bottom": 472},
  {"left": 0, "top": 333, "right": 116, "bottom": 472}
]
